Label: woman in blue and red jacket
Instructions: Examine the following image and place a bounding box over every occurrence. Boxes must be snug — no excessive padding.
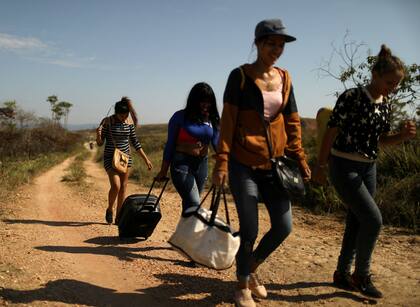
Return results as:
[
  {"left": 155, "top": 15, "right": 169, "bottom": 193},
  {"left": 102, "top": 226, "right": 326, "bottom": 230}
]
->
[{"left": 156, "top": 82, "right": 220, "bottom": 213}]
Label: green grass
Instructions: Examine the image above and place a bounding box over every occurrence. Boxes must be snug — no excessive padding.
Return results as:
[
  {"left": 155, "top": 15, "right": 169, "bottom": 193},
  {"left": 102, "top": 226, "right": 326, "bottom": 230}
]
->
[
  {"left": 0, "top": 124, "right": 86, "bottom": 201},
  {"left": 61, "top": 149, "right": 89, "bottom": 184}
]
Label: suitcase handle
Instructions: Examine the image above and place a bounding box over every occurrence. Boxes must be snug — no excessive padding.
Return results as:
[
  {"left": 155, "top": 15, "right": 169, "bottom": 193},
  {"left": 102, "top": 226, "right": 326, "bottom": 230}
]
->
[{"left": 143, "top": 177, "right": 170, "bottom": 209}]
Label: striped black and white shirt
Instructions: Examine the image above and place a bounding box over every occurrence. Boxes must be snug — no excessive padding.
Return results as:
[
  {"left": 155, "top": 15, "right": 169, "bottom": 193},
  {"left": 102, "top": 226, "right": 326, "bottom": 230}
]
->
[{"left": 100, "top": 116, "right": 142, "bottom": 171}]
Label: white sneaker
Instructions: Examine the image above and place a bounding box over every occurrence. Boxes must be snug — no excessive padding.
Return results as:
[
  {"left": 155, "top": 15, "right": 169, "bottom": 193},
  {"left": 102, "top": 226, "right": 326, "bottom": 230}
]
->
[
  {"left": 234, "top": 288, "right": 256, "bottom": 307},
  {"left": 249, "top": 273, "right": 267, "bottom": 299}
]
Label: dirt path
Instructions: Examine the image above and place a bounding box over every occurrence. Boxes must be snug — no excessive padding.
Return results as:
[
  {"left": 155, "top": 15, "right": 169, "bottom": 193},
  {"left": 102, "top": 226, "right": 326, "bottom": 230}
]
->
[{"left": 0, "top": 150, "right": 419, "bottom": 306}]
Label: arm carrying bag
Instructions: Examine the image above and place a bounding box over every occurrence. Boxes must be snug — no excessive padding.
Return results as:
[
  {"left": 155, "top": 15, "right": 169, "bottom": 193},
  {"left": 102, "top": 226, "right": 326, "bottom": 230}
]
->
[
  {"left": 168, "top": 185, "right": 240, "bottom": 270},
  {"left": 261, "top": 118, "right": 305, "bottom": 200},
  {"left": 238, "top": 66, "right": 304, "bottom": 199},
  {"left": 108, "top": 117, "right": 130, "bottom": 174}
]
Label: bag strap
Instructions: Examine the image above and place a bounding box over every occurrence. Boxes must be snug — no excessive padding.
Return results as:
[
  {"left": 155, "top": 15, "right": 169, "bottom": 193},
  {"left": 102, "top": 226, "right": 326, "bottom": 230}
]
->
[
  {"left": 239, "top": 66, "right": 275, "bottom": 161},
  {"left": 107, "top": 116, "right": 131, "bottom": 155},
  {"left": 143, "top": 177, "right": 170, "bottom": 209},
  {"left": 106, "top": 116, "right": 118, "bottom": 149},
  {"left": 258, "top": 114, "right": 275, "bottom": 161},
  {"left": 199, "top": 185, "right": 231, "bottom": 226}
]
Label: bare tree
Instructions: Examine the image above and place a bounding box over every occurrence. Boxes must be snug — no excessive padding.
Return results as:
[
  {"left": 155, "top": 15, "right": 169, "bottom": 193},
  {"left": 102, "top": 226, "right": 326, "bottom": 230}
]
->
[{"left": 15, "top": 107, "right": 37, "bottom": 128}]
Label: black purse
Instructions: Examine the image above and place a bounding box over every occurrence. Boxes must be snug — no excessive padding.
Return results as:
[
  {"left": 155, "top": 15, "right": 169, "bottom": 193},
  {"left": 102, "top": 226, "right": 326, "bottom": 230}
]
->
[{"left": 261, "top": 118, "right": 306, "bottom": 200}]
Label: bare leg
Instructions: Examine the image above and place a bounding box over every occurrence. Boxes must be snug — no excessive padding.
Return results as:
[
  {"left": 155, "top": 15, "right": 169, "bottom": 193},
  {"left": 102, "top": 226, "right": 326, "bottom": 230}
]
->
[
  {"left": 107, "top": 170, "right": 121, "bottom": 212},
  {"left": 116, "top": 171, "right": 129, "bottom": 217}
]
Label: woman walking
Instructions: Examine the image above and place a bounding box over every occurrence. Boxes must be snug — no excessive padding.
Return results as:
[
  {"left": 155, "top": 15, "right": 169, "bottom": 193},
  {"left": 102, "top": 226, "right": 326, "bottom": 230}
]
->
[
  {"left": 313, "top": 45, "right": 416, "bottom": 298},
  {"left": 96, "top": 98, "right": 152, "bottom": 224},
  {"left": 156, "top": 82, "right": 220, "bottom": 213},
  {"left": 212, "top": 19, "right": 311, "bottom": 307}
]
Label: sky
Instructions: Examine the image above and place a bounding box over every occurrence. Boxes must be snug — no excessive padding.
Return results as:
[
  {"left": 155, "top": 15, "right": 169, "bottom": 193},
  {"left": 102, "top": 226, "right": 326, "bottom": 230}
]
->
[{"left": 0, "top": 0, "right": 419, "bottom": 127}]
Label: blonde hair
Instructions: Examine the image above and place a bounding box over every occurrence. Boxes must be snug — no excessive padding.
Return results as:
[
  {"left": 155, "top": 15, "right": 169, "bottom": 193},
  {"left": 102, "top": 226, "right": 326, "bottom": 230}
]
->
[{"left": 372, "top": 44, "right": 405, "bottom": 77}]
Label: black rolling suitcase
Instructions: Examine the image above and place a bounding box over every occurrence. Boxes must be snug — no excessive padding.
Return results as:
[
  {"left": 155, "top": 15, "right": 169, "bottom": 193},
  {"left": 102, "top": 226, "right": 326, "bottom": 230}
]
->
[{"left": 117, "top": 178, "right": 169, "bottom": 239}]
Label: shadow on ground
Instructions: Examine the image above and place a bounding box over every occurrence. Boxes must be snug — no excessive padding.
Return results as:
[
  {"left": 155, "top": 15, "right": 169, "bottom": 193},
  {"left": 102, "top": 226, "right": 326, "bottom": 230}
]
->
[{"left": 0, "top": 273, "right": 375, "bottom": 306}]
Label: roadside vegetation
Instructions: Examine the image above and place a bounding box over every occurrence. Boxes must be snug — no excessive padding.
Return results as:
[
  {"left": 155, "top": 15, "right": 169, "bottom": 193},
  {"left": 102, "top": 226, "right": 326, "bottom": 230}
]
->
[
  {"left": 0, "top": 99, "right": 84, "bottom": 202},
  {"left": 61, "top": 148, "right": 90, "bottom": 185}
]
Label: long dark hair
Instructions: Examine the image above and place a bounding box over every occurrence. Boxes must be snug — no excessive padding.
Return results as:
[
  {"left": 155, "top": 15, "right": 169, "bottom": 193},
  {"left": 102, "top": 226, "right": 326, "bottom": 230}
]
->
[
  {"left": 114, "top": 98, "right": 130, "bottom": 114},
  {"left": 184, "top": 82, "right": 220, "bottom": 129}
]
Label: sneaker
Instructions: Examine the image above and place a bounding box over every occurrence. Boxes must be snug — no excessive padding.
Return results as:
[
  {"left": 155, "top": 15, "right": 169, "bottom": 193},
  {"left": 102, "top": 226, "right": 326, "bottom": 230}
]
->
[
  {"left": 234, "top": 288, "right": 256, "bottom": 307},
  {"left": 351, "top": 273, "right": 383, "bottom": 298},
  {"left": 249, "top": 273, "right": 267, "bottom": 299},
  {"left": 333, "top": 270, "right": 353, "bottom": 290},
  {"left": 105, "top": 209, "right": 113, "bottom": 224}
]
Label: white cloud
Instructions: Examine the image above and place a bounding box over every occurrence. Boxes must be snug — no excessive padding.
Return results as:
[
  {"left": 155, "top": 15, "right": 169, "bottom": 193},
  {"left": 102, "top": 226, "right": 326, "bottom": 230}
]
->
[
  {"left": 0, "top": 33, "right": 48, "bottom": 50},
  {"left": 0, "top": 33, "right": 133, "bottom": 71}
]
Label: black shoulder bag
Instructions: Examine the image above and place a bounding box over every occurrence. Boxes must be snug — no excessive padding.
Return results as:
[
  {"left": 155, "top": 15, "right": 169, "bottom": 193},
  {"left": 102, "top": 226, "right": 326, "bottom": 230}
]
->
[
  {"left": 238, "top": 66, "right": 305, "bottom": 200},
  {"left": 260, "top": 118, "right": 306, "bottom": 200}
]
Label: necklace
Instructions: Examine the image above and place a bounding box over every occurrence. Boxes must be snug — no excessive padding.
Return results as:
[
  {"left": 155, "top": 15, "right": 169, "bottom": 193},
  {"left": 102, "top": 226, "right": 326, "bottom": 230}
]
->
[{"left": 261, "top": 69, "right": 280, "bottom": 91}]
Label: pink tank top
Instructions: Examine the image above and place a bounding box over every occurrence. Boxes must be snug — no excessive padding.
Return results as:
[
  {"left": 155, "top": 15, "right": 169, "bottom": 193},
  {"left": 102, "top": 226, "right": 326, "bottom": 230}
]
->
[{"left": 262, "top": 86, "right": 283, "bottom": 120}]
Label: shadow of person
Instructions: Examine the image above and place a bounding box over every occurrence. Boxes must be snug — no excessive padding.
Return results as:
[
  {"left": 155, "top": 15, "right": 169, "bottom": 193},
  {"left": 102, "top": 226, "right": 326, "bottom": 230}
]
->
[
  {"left": 3, "top": 218, "right": 107, "bottom": 227},
  {"left": 143, "top": 273, "right": 236, "bottom": 306},
  {"left": 0, "top": 274, "right": 377, "bottom": 306},
  {"left": 0, "top": 276, "right": 232, "bottom": 306},
  {"left": 267, "top": 281, "right": 377, "bottom": 304},
  {"left": 84, "top": 236, "right": 145, "bottom": 245},
  {"left": 35, "top": 242, "right": 192, "bottom": 266},
  {"left": 0, "top": 279, "right": 163, "bottom": 307}
]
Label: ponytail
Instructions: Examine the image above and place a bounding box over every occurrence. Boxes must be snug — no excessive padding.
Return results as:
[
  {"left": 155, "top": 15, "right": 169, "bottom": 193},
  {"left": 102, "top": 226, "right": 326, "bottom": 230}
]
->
[
  {"left": 121, "top": 96, "right": 139, "bottom": 126},
  {"left": 372, "top": 44, "right": 405, "bottom": 76}
]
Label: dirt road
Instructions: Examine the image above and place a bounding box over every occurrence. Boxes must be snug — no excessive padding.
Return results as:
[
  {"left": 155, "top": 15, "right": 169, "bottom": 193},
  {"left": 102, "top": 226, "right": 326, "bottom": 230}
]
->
[{"left": 0, "top": 151, "right": 419, "bottom": 306}]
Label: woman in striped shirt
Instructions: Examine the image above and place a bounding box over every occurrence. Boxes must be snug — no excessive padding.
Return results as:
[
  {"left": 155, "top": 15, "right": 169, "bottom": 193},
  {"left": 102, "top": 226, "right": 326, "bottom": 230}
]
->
[{"left": 96, "top": 98, "right": 152, "bottom": 224}]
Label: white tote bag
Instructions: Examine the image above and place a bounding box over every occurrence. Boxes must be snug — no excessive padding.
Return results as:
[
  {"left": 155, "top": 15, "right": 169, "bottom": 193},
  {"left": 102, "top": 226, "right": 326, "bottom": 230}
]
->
[{"left": 169, "top": 186, "right": 240, "bottom": 270}]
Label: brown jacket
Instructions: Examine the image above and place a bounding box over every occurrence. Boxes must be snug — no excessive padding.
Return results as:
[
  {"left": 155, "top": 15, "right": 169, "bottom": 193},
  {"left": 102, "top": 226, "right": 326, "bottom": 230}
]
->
[{"left": 214, "top": 64, "right": 306, "bottom": 173}]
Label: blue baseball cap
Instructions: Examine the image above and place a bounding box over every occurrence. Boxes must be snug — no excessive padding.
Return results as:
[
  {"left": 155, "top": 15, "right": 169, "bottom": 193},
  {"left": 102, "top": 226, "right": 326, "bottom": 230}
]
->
[{"left": 255, "top": 19, "right": 296, "bottom": 42}]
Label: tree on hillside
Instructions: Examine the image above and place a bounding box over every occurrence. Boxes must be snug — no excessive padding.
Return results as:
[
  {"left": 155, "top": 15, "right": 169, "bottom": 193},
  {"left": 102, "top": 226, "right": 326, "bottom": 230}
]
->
[
  {"left": 46, "top": 96, "right": 73, "bottom": 128},
  {"left": 52, "top": 103, "right": 64, "bottom": 124},
  {"left": 0, "top": 101, "right": 17, "bottom": 129},
  {"left": 318, "top": 33, "right": 419, "bottom": 127},
  {"left": 15, "top": 107, "right": 37, "bottom": 128},
  {"left": 46, "top": 95, "right": 58, "bottom": 121},
  {"left": 57, "top": 101, "right": 73, "bottom": 128}
]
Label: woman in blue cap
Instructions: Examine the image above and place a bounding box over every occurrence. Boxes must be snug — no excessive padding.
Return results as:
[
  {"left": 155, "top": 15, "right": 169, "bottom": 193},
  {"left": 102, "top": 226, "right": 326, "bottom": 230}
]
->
[{"left": 213, "top": 19, "right": 310, "bottom": 307}]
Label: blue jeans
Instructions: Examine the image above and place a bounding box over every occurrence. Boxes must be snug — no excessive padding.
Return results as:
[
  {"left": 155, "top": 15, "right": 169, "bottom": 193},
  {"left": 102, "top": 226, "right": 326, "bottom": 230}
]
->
[
  {"left": 170, "top": 152, "right": 208, "bottom": 213},
  {"left": 229, "top": 158, "right": 292, "bottom": 281},
  {"left": 329, "top": 155, "right": 382, "bottom": 276}
]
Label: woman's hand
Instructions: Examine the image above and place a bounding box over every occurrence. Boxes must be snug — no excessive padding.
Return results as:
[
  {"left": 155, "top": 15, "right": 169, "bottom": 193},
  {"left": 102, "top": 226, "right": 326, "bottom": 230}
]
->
[
  {"left": 96, "top": 125, "right": 104, "bottom": 146},
  {"left": 401, "top": 120, "right": 416, "bottom": 141},
  {"left": 312, "top": 163, "right": 328, "bottom": 185},
  {"left": 298, "top": 159, "right": 311, "bottom": 182},
  {"left": 144, "top": 158, "right": 153, "bottom": 170},
  {"left": 212, "top": 170, "right": 226, "bottom": 187},
  {"left": 155, "top": 170, "right": 168, "bottom": 182}
]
